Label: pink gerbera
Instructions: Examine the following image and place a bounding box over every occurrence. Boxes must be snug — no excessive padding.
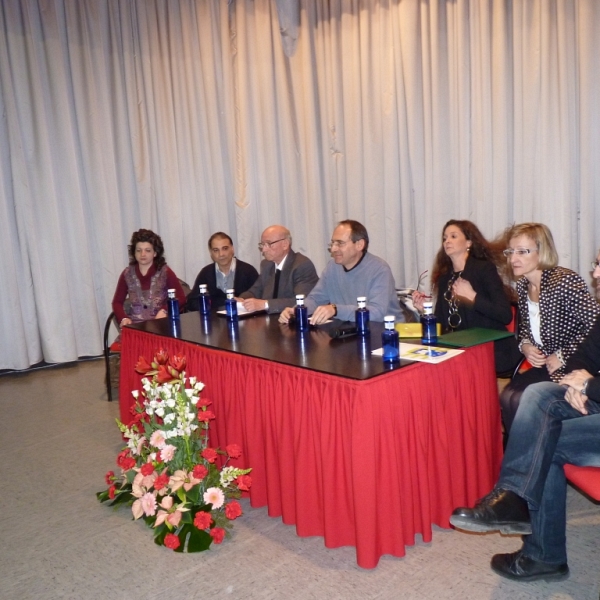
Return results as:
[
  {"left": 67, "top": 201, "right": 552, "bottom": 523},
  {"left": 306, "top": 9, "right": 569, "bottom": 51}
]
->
[{"left": 203, "top": 487, "right": 225, "bottom": 509}]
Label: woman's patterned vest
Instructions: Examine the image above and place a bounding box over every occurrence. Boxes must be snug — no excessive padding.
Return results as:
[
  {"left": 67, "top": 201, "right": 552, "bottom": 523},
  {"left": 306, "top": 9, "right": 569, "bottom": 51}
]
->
[{"left": 124, "top": 265, "right": 168, "bottom": 322}]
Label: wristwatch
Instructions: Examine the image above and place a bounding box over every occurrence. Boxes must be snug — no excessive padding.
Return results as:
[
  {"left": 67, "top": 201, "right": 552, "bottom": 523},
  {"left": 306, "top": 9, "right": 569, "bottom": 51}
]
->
[
  {"left": 264, "top": 300, "right": 269, "bottom": 311},
  {"left": 331, "top": 303, "right": 337, "bottom": 317},
  {"left": 581, "top": 378, "right": 592, "bottom": 396}
]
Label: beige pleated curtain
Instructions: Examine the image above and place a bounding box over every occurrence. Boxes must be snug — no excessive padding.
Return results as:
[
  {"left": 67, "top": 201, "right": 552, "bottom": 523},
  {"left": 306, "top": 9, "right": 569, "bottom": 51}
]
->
[{"left": 0, "top": 0, "right": 598, "bottom": 369}]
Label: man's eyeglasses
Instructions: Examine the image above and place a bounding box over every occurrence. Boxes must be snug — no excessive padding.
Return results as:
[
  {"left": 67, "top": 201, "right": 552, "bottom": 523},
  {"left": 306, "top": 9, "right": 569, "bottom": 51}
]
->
[
  {"left": 502, "top": 248, "right": 536, "bottom": 257},
  {"left": 591, "top": 260, "right": 600, "bottom": 269},
  {"left": 258, "top": 238, "right": 285, "bottom": 250},
  {"left": 327, "top": 240, "right": 350, "bottom": 252}
]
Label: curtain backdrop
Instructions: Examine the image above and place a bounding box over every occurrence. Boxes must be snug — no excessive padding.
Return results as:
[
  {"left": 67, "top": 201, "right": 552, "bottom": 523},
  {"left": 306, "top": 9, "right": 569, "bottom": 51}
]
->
[{"left": 1, "top": 0, "right": 599, "bottom": 370}]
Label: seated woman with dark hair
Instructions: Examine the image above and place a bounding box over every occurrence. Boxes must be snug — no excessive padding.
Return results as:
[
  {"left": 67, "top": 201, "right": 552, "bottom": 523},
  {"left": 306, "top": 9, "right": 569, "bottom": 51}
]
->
[
  {"left": 413, "top": 219, "right": 521, "bottom": 374},
  {"left": 112, "top": 229, "right": 186, "bottom": 327},
  {"left": 499, "top": 222, "right": 600, "bottom": 433}
]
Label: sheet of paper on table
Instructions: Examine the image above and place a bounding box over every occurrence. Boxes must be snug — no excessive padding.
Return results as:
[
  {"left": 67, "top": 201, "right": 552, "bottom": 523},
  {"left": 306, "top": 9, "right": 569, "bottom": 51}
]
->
[
  {"left": 217, "top": 302, "right": 260, "bottom": 316},
  {"left": 372, "top": 343, "right": 464, "bottom": 364}
]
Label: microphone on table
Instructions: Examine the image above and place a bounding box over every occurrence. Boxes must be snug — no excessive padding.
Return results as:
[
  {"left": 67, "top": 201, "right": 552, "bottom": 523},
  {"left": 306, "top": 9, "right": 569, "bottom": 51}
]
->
[{"left": 329, "top": 325, "right": 359, "bottom": 339}]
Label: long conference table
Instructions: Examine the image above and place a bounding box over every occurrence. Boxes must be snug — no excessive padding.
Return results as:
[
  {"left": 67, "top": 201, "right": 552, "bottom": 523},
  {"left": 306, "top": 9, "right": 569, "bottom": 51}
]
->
[{"left": 118, "top": 312, "right": 503, "bottom": 568}]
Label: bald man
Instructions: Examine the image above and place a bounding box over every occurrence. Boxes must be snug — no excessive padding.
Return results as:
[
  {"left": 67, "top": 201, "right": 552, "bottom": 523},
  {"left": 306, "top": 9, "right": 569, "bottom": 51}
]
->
[{"left": 239, "top": 225, "right": 318, "bottom": 314}]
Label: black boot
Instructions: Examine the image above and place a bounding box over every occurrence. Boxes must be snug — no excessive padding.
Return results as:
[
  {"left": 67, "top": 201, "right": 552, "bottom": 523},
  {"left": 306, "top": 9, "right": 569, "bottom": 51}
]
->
[
  {"left": 449, "top": 488, "right": 531, "bottom": 535},
  {"left": 491, "top": 550, "right": 569, "bottom": 582}
]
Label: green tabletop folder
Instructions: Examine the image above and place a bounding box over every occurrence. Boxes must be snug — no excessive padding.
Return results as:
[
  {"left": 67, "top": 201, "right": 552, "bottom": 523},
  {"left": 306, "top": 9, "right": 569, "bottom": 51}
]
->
[{"left": 438, "top": 327, "right": 515, "bottom": 347}]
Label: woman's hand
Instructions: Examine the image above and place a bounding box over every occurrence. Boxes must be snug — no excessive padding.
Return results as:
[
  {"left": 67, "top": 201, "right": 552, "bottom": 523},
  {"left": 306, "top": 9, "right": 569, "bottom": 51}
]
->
[
  {"left": 521, "top": 342, "right": 546, "bottom": 368},
  {"left": 155, "top": 309, "right": 168, "bottom": 319},
  {"left": 452, "top": 277, "right": 476, "bottom": 303},
  {"left": 411, "top": 291, "right": 428, "bottom": 313},
  {"left": 545, "top": 352, "right": 562, "bottom": 375},
  {"left": 120, "top": 317, "right": 132, "bottom": 327}
]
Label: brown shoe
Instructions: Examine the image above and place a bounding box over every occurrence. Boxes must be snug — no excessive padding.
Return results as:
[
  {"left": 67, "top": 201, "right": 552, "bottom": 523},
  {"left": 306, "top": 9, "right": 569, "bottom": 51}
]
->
[{"left": 449, "top": 488, "right": 531, "bottom": 535}]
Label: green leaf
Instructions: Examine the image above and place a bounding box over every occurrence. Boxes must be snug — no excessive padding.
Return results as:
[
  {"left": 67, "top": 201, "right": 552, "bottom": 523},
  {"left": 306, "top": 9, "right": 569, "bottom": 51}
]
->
[{"left": 184, "top": 524, "right": 212, "bottom": 552}]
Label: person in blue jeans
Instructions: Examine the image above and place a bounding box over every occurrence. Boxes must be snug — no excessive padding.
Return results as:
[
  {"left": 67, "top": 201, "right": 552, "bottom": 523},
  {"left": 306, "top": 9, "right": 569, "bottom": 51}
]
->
[{"left": 449, "top": 256, "right": 600, "bottom": 582}]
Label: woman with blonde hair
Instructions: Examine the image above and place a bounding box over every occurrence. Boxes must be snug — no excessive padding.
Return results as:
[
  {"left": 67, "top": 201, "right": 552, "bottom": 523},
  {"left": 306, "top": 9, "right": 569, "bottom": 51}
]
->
[{"left": 499, "top": 223, "right": 599, "bottom": 433}]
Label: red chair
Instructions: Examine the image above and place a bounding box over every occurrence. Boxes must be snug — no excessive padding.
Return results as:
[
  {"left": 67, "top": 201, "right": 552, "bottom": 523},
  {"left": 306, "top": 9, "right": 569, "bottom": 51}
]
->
[{"left": 563, "top": 464, "right": 600, "bottom": 501}]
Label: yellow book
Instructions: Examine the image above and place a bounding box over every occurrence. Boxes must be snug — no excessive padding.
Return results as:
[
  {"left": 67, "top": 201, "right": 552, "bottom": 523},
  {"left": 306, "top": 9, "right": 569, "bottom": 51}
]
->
[{"left": 395, "top": 322, "right": 442, "bottom": 338}]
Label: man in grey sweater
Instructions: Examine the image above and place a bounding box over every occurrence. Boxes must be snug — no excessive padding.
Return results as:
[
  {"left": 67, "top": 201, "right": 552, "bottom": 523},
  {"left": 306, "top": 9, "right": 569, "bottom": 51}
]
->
[{"left": 279, "top": 220, "right": 404, "bottom": 324}]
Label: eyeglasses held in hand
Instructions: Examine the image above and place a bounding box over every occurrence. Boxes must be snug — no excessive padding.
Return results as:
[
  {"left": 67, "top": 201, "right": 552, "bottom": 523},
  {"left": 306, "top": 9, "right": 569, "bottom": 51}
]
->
[
  {"left": 503, "top": 248, "right": 536, "bottom": 257},
  {"left": 258, "top": 238, "right": 285, "bottom": 250}
]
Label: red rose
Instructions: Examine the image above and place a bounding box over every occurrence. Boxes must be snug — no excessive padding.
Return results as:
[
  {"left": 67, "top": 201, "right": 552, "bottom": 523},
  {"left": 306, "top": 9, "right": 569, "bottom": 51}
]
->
[
  {"left": 198, "top": 410, "right": 215, "bottom": 423},
  {"left": 192, "top": 464, "right": 208, "bottom": 480},
  {"left": 134, "top": 355, "right": 153, "bottom": 374},
  {"left": 108, "top": 485, "right": 116, "bottom": 499},
  {"left": 226, "top": 444, "right": 241, "bottom": 459},
  {"left": 210, "top": 527, "right": 225, "bottom": 544},
  {"left": 140, "top": 463, "right": 155, "bottom": 476},
  {"left": 225, "top": 501, "right": 243, "bottom": 520},
  {"left": 155, "top": 349, "right": 169, "bottom": 365},
  {"left": 156, "top": 365, "right": 173, "bottom": 383},
  {"left": 169, "top": 354, "right": 186, "bottom": 372},
  {"left": 201, "top": 448, "right": 218, "bottom": 464},
  {"left": 153, "top": 473, "right": 169, "bottom": 491},
  {"left": 197, "top": 398, "right": 212, "bottom": 408},
  {"left": 193, "top": 511, "right": 212, "bottom": 530},
  {"left": 105, "top": 470, "right": 115, "bottom": 485},
  {"left": 235, "top": 475, "right": 252, "bottom": 491},
  {"left": 164, "top": 533, "right": 180, "bottom": 550}
]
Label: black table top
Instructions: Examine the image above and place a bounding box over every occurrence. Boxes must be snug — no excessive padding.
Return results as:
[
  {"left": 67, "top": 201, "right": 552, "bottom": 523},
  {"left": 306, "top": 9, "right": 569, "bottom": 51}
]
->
[{"left": 128, "top": 312, "right": 417, "bottom": 381}]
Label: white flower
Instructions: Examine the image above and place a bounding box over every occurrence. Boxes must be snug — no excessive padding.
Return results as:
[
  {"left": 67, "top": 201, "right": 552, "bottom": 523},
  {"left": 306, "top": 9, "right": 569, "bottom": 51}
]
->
[
  {"left": 132, "top": 390, "right": 139, "bottom": 399},
  {"left": 189, "top": 377, "right": 197, "bottom": 386},
  {"left": 155, "top": 407, "right": 165, "bottom": 418}
]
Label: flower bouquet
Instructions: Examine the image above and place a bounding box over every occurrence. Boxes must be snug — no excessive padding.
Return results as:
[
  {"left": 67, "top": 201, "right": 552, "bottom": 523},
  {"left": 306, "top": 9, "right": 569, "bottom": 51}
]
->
[{"left": 97, "top": 349, "right": 252, "bottom": 552}]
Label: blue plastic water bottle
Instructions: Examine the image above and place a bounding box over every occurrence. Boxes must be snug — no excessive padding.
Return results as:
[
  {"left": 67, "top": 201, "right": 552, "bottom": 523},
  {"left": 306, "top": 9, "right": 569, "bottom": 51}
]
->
[
  {"left": 420, "top": 301, "right": 438, "bottom": 345},
  {"left": 355, "top": 296, "right": 370, "bottom": 336},
  {"left": 381, "top": 315, "right": 400, "bottom": 362},
  {"left": 225, "top": 288, "right": 238, "bottom": 321},
  {"left": 198, "top": 284, "right": 211, "bottom": 316},
  {"left": 294, "top": 294, "right": 309, "bottom": 331},
  {"left": 167, "top": 289, "right": 180, "bottom": 320}
]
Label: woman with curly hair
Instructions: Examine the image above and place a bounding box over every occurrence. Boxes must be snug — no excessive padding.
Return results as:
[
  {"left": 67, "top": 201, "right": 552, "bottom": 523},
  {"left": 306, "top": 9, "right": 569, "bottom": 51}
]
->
[
  {"left": 499, "top": 223, "right": 600, "bottom": 433},
  {"left": 413, "top": 219, "right": 521, "bottom": 374},
  {"left": 112, "top": 229, "right": 186, "bottom": 327}
]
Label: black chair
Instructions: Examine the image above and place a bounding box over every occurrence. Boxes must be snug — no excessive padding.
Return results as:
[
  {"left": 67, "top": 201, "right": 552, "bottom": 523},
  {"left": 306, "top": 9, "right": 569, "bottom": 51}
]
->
[
  {"left": 103, "top": 279, "right": 191, "bottom": 402},
  {"left": 103, "top": 312, "right": 120, "bottom": 402}
]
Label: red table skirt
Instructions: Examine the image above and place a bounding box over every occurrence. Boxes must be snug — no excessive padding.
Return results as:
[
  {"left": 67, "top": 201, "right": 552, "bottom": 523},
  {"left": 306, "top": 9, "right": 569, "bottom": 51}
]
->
[{"left": 119, "top": 328, "right": 502, "bottom": 568}]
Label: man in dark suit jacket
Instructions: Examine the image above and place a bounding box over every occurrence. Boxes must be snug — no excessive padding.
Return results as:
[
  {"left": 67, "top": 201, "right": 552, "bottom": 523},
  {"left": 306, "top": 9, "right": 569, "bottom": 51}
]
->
[
  {"left": 187, "top": 232, "right": 258, "bottom": 311},
  {"left": 239, "top": 225, "right": 319, "bottom": 314}
]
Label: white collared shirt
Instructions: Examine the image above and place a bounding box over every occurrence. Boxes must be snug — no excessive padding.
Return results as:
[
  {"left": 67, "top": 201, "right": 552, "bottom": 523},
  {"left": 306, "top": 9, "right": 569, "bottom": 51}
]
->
[{"left": 215, "top": 257, "right": 237, "bottom": 293}]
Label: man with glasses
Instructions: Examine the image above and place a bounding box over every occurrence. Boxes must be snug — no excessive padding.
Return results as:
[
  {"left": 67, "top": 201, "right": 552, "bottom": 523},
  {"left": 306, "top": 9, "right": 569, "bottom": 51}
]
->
[
  {"left": 448, "top": 253, "right": 600, "bottom": 582},
  {"left": 239, "top": 225, "right": 318, "bottom": 314},
  {"left": 186, "top": 232, "right": 259, "bottom": 311},
  {"left": 279, "top": 220, "right": 404, "bottom": 324}
]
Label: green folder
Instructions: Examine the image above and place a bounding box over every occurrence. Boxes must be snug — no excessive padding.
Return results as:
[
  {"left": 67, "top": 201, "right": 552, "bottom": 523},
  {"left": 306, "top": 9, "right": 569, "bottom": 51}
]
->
[{"left": 438, "top": 327, "right": 515, "bottom": 347}]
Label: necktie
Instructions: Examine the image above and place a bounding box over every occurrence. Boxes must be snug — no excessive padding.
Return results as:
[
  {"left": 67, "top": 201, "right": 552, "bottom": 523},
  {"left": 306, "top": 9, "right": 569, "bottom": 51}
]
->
[{"left": 272, "top": 269, "right": 281, "bottom": 299}]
